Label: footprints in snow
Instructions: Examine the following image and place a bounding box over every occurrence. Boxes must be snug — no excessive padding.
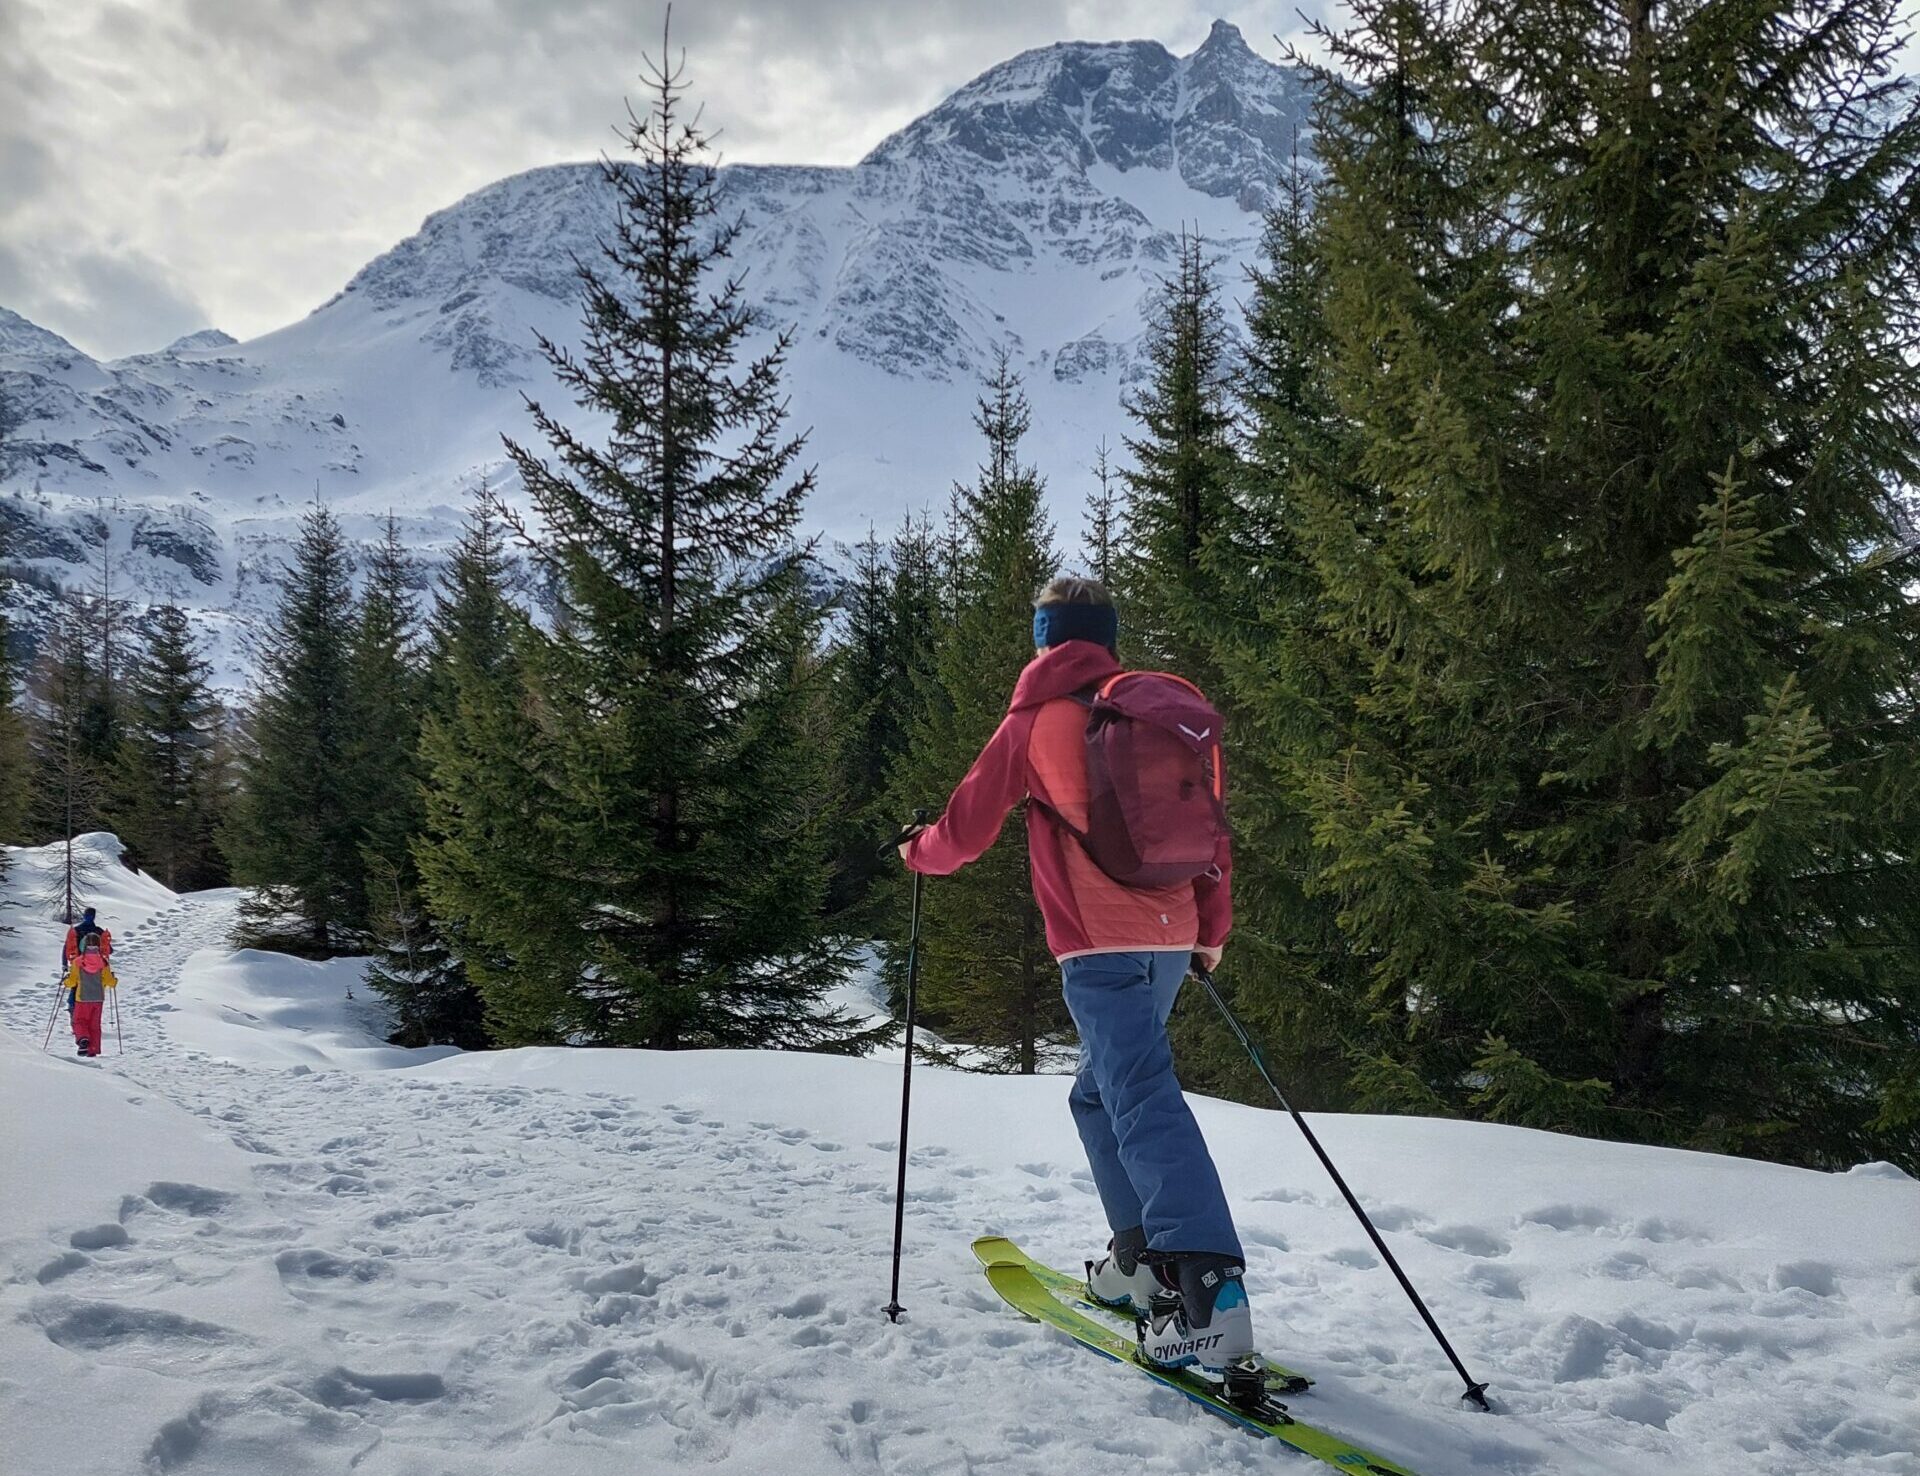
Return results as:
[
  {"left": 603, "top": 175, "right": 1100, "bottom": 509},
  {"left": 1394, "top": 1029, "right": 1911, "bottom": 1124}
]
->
[
  {"left": 69, "top": 1221, "right": 130, "bottom": 1250},
  {"left": 35, "top": 1297, "right": 239, "bottom": 1356},
  {"left": 1421, "top": 1224, "right": 1512, "bottom": 1259},
  {"left": 274, "top": 1247, "right": 388, "bottom": 1285}
]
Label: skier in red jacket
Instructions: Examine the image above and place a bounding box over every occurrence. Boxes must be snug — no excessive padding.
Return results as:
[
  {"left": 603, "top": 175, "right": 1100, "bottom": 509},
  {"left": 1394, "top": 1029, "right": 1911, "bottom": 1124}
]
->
[{"left": 900, "top": 576, "right": 1254, "bottom": 1373}]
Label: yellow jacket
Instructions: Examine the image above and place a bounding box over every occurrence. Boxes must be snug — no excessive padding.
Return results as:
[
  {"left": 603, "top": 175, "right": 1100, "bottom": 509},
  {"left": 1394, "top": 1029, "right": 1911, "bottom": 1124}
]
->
[{"left": 65, "top": 960, "right": 118, "bottom": 1001}]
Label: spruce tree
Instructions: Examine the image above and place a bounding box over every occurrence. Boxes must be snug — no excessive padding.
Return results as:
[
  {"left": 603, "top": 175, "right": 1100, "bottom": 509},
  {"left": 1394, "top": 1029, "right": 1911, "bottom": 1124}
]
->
[
  {"left": 1217, "top": 0, "right": 1920, "bottom": 1169},
  {"left": 25, "top": 599, "right": 108, "bottom": 917},
  {"left": 223, "top": 504, "right": 361, "bottom": 952},
  {"left": 825, "top": 528, "right": 895, "bottom": 914},
  {"left": 346, "top": 515, "right": 425, "bottom": 921},
  {"left": 0, "top": 516, "right": 23, "bottom": 921},
  {"left": 483, "top": 46, "right": 868, "bottom": 1050},
  {"left": 0, "top": 514, "right": 27, "bottom": 851},
  {"left": 1120, "top": 230, "right": 1238, "bottom": 684},
  {"left": 885, "top": 510, "right": 946, "bottom": 768},
  {"left": 413, "top": 501, "right": 552, "bottom": 1046},
  {"left": 1175, "top": 153, "right": 1371, "bottom": 1109},
  {"left": 114, "top": 604, "right": 224, "bottom": 891},
  {"left": 1084, "top": 439, "right": 1122, "bottom": 589},
  {"left": 889, "top": 356, "right": 1065, "bottom": 1072}
]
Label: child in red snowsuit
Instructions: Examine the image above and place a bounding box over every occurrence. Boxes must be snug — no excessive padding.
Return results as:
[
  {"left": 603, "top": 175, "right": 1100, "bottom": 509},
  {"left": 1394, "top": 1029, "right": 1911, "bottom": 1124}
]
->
[{"left": 62, "top": 908, "right": 116, "bottom": 1057}]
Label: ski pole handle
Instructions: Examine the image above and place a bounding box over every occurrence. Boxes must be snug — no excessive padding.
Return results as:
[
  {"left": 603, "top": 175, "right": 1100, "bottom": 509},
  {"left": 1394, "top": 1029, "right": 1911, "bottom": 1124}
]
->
[{"left": 879, "top": 808, "right": 931, "bottom": 859}]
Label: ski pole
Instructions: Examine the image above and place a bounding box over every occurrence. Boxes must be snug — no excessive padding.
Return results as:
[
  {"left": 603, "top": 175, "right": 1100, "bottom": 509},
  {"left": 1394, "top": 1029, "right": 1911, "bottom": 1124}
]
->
[
  {"left": 112, "top": 985, "right": 123, "bottom": 1055},
  {"left": 40, "top": 978, "right": 65, "bottom": 1051},
  {"left": 1192, "top": 962, "right": 1493, "bottom": 1411},
  {"left": 883, "top": 808, "right": 929, "bottom": 1323}
]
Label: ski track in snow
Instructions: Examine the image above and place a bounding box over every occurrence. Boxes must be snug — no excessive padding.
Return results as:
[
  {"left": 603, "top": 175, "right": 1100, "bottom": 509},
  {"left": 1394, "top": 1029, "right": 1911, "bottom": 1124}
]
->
[{"left": 3, "top": 877, "right": 1918, "bottom": 1476}]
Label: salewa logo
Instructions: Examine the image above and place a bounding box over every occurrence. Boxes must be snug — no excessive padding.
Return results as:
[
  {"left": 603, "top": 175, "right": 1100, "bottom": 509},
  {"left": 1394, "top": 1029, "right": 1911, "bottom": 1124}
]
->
[{"left": 1178, "top": 723, "right": 1211, "bottom": 743}]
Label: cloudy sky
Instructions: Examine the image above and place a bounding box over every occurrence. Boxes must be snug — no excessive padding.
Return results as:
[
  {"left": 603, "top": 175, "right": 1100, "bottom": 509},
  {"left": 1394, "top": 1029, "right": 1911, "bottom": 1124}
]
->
[{"left": 0, "top": 0, "right": 1331, "bottom": 360}]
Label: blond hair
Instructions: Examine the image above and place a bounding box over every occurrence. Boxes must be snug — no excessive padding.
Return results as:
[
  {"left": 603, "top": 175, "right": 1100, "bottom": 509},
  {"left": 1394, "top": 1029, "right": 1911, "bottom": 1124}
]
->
[{"left": 1033, "top": 574, "right": 1114, "bottom": 609}]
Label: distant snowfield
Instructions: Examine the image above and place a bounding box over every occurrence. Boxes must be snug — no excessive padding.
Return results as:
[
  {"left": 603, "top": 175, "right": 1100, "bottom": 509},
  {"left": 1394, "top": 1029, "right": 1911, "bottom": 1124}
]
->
[{"left": 2, "top": 838, "right": 1916, "bottom": 1476}]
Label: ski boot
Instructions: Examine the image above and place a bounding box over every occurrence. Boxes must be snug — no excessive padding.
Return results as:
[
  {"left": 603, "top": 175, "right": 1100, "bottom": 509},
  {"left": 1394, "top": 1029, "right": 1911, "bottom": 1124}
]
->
[
  {"left": 1136, "top": 1253, "right": 1295, "bottom": 1419},
  {"left": 1085, "top": 1226, "right": 1159, "bottom": 1310},
  {"left": 1135, "top": 1252, "right": 1257, "bottom": 1371}
]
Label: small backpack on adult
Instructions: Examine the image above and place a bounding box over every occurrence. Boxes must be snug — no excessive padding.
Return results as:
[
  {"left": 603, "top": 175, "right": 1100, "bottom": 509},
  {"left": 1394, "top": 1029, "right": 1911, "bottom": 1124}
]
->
[{"left": 1043, "top": 671, "right": 1229, "bottom": 888}]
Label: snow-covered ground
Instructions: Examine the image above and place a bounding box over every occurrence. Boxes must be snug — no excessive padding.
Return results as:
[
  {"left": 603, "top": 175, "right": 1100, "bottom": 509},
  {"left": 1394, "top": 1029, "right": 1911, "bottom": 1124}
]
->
[{"left": 3, "top": 838, "right": 1917, "bottom": 1476}]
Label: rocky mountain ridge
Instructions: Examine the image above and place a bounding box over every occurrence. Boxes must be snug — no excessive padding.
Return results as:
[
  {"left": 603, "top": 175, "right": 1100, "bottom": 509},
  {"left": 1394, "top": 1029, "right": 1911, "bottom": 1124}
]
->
[{"left": 0, "top": 21, "right": 1312, "bottom": 687}]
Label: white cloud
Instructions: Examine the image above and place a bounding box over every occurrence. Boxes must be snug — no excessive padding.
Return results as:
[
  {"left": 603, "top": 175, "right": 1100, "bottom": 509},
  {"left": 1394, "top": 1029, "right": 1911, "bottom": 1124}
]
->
[{"left": 0, "top": 0, "right": 1317, "bottom": 357}]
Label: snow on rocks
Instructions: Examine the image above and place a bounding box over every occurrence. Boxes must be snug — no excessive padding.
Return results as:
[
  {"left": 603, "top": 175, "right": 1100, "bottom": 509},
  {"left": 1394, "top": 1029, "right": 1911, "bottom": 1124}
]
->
[
  {"left": 2, "top": 839, "right": 1917, "bottom": 1474},
  {"left": 1, "top": 28, "right": 1316, "bottom": 690}
]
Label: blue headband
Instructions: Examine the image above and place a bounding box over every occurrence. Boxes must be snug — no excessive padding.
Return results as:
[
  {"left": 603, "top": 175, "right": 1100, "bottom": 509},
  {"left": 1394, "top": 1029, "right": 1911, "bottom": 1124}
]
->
[{"left": 1034, "top": 602, "right": 1118, "bottom": 650}]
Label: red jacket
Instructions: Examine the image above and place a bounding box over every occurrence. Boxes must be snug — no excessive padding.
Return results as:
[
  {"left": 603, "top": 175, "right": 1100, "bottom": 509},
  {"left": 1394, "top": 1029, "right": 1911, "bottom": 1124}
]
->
[
  {"left": 904, "top": 641, "right": 1232, "bottom": 961},
  {"left": 62, "top": 924, "right": 112, "bottom": 966}
]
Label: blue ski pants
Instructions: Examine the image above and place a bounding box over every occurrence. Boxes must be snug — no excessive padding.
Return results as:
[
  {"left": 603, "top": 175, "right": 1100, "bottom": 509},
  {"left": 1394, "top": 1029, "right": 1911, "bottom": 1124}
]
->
[{"left": 1061, "top": 950, "right": 1242, "bottom": 1259}]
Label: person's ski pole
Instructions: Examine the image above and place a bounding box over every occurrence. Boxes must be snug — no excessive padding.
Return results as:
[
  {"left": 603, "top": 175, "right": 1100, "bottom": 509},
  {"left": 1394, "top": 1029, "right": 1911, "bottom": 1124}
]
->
[
  {"left": 40, "top": 977, "right": 65, "bottom": 1051},
  {"left": 883, "top": 809, "right": 929, "bottom": 1323},
  {"left": 1192, "top": 961, "right": 1493, "bottom": 1411},
  {"left": 112, "top": 985, "right": 123, "bottom": 1055}
]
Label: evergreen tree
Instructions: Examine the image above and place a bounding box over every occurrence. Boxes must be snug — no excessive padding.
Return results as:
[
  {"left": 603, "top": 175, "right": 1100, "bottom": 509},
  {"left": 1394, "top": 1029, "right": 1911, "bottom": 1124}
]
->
[
  {"left": 362, "top": 875, "right": 489, "bottom": 1047},
  {"left": 885, "top": 510, "right": 946, "bottom": 763},
  {"left": 938, "top": 487, "right": 968, "bottom": 625},
  {"left": 1215, "top": 0, "right": 1920, "bottom": 1169},
  {"left": 0, "top": 510, "right": 28, "bottom": 854},
  {"left": 413, "top": 500, "right": 550, "bottom": 1046},
  {"left": 478, "top": 45, "right": 869, "bottom": 1050},
  {"left": 114, "top": 604, "right": 224, "bottom": 891},
  {"left": 1120, "top": 230, "right": 1238, "bottom": 683},
  {"left": 223, "top": 504, "right": 361, "bottom": 952},
  {"left": 0, "top": 511, "right": 24, "bottom": 925},
  {"left": 889, "top": 355, "right": 1064, "bottom": 1072},
  {"left": 25, "top": 599, "right": 107, "bottom": 918},
  {"left": 825, "top": 527, "right": 895, "bottom": 913},
  {"left": 1084, "top": 439, "right": 1122, "bottom": 588},
  {"left": 1179, "top": 152, "right": 1369, "bottom": 1109},
  {"left": 61, "top": 516, "right": 133, "bottom": 804},
  {"left": 346, "top": 514, "right": 425, "bottom": 919}
]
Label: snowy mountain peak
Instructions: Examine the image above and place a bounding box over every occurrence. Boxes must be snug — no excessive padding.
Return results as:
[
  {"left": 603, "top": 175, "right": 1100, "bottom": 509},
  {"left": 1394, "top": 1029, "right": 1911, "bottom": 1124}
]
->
[
  {"left": 0, "top": 306, "right": 86, "bottom": 364},
  {"left": 2, "top": 22, "right": 1314, "bottom": 687},
  {"left": 162, "top": 328, "right": 239, "bottom": 355},
  {"left": 1196, "top": 17, "right": 1254, "bottom": 54},
  {"left": 861, "top": 23, "right": 1311, "bottom": 201}
]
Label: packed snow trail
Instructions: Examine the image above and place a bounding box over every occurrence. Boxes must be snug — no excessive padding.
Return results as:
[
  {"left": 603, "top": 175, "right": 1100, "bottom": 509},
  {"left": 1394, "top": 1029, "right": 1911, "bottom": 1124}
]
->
[{"left": 3, "top": 848, "right": 1917, "bottom": 1476}]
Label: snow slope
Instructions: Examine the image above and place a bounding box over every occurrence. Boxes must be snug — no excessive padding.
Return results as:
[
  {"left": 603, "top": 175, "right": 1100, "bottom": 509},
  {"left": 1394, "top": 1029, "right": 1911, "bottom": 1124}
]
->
[
  {"left": 2, "top": 844, "right": 1917, "bottom": 1476},
  {"left": 0, "top": 22, "right": 1310, "bottom": 688}
]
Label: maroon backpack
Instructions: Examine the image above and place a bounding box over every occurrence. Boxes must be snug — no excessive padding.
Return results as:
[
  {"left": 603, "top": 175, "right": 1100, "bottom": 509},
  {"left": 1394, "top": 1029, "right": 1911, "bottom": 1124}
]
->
[{"left": 1042, "top": 671, "right": 1229, "bottom": 888}]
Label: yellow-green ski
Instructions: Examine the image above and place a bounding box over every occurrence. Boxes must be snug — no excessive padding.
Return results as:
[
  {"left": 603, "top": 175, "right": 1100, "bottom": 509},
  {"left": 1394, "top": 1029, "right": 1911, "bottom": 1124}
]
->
[
  {"left": 970, "top": 1235, "right": 1312, "bottom": 1392},
  {"left": 972, "top": 1237, "right": 1423, "bottom": 1476}
]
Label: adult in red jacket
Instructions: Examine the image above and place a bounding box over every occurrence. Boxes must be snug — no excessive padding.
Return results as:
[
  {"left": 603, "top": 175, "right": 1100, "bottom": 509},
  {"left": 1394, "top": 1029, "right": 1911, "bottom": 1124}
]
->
[
  {"left": 62, "top": 907, "right": 113, "bottom": 971},
  {"left": 900, "top": 576, "right": 1254, "bottom": 1371}
]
